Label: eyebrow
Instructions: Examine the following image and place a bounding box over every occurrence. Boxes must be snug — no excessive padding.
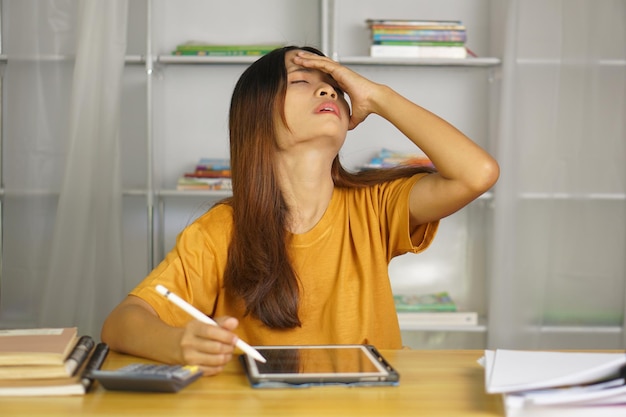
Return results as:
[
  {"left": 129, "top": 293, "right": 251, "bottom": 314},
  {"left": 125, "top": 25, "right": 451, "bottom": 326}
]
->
[{"left": 287, "top": 67, "right": 313, "bottom": 74}]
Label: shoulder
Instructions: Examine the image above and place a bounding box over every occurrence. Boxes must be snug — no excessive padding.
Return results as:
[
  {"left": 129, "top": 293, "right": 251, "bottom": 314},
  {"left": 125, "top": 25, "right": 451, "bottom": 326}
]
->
[
  {"left": 195, "top": 202, "right": 233, "bottom": 224},
  {"left": 337, "top": 173, "right": 429, "bottom": 202},
  {"left": 178, "top": 203, "right": 233, "bottom": 245}
]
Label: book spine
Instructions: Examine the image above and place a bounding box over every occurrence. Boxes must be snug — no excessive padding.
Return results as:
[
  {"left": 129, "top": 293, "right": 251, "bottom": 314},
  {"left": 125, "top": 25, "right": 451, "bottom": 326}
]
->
[
  {"left": 393, "top": 292, "right": 457, "bottom": 312},
  {"left": 373, "top": 41, "right": 465, "bottom": 47},
  {"left": 370, "top": 45, "right": 467, "bottom": 59},
  {"left": 373, "top": 34, "right": 467, "bottom": 43},
  {"left": 173, "top": 50, "right": 271, "bottom": 56},
  {"left": 185, "top": 170, "right": 231, "bottom": 178},
  {"left": 196, "top": 159, "right": 230, "bottom": 171},
  {"left": 367, "top": 19, "right": 463, "bottom": 27}
]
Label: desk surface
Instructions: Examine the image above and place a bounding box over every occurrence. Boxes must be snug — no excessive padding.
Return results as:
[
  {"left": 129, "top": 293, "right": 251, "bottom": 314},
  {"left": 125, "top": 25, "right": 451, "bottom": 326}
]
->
[{"left": 1, "top": 350, "right": 504, "bottom": 417}]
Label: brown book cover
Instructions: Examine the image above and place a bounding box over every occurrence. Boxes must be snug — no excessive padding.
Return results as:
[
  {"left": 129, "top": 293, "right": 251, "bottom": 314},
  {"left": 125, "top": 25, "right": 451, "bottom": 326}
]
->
[
  {"left": 0, "top": 328, "right": 78, "bottom": 366},
  {"left": 0, "top": 343, "right": 109, "bottom": 396}
]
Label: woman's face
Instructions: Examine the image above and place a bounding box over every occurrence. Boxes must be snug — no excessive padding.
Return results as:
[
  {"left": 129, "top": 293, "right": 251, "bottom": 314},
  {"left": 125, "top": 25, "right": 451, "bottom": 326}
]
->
[{"left": 274, "top": 50, "right": 350, "bottom": 153}]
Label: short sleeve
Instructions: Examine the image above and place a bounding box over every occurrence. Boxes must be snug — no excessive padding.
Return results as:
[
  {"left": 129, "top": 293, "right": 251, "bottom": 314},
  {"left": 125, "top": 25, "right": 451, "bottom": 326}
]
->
[
  {"left": 380, "top": 173, "right": 439, "bottom": 259},
  {"left": 129, "top": 205, "right": 232, "bottom": 326}
]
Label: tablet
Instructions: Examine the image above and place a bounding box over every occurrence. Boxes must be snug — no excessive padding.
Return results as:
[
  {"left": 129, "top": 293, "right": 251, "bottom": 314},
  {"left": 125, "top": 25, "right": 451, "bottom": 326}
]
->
[{"left": 239, "top": 344, "right": 400, "bottom": 388}]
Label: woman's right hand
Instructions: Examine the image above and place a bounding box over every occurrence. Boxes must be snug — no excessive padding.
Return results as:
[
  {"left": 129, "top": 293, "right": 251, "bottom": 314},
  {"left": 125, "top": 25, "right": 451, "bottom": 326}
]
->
[
  {"left": 178, "top": 316, "right": 240, "bottom": 376},
  {"left": 101, "top": 296, "right": 240, "bottom": 377}
]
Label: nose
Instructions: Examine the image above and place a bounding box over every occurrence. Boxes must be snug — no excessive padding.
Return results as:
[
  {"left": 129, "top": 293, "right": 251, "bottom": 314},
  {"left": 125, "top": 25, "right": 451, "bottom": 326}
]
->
[{"left": 317, "top": 84, "right": 337, "bottom": 99}]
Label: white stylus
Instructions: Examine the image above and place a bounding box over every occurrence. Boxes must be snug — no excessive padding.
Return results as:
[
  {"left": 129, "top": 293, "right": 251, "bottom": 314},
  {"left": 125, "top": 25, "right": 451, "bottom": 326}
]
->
[{"left": 155, "top": 284, "right": 267, "bottom": 363}]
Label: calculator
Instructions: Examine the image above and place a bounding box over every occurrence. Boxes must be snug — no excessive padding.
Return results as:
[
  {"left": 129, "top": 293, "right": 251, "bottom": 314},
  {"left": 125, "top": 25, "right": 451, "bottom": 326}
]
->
[{"left": 90, "top": 363, "right": 203, "bottom": 392}]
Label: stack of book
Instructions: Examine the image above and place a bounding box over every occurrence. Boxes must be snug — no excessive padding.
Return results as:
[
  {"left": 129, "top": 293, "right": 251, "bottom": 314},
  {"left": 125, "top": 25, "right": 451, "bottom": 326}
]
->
[
  {"left": 0, "top": 327, "right": 108, "bottom": 396},
  {"left": 361, "top": 148, "right": 433, "bottom": 170},
  {"left": 394, "top": 291, "right": 478, "bottom": 326},
  {"left": 177, "top": 158, "right": 232, "bottom": 191},
  {"left": 367, "top": 19, "right": 469, "bottom": 59},
  {"left": 482, "top": 349, "right": 626, "bottom": 415},
  {"left": 172, "top": 42, "right": 283, "bottom": 56}
]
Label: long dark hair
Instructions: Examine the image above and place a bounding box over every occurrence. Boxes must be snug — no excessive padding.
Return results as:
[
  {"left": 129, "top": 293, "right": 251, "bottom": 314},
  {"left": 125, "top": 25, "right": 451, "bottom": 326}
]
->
[{"left": 224, "top": 46, "right": 433, "bottom": 329}]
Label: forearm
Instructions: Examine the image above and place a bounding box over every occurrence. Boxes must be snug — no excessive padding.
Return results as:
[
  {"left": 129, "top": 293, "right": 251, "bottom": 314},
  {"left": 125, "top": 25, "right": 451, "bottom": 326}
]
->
[{"left": 101, "top": 301, "right": 185, "bottom": 365}]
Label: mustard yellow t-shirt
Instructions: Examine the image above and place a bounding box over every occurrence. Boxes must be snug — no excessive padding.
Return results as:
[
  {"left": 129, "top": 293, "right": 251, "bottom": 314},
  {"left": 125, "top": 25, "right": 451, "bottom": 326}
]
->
[{"left": 131, "top": 174, "right": 438, "bottom": 349}]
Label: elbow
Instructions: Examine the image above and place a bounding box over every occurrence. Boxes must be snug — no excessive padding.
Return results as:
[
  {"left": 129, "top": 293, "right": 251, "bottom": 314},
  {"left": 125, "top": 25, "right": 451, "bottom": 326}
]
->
[
  {"left": 100, "top": 303, "right": 130, "bottom": 351},
  {"left": 100, "top": 314, "right": 116, "bottom": 349},
  {"left": 471, "top": 157, "right": 500, "bottom": 195}
]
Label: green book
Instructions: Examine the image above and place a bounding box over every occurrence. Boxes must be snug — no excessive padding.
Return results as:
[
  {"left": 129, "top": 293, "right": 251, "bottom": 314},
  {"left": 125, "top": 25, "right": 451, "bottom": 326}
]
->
[
  {"left": 173, "top": 43, "right": 283, "bottom": 55},
  {"left": 394, "top": 292, "right": 457, "bottom": 312},
  {"left": 172, "top": 49, "right": 274, "bottom": 56}
]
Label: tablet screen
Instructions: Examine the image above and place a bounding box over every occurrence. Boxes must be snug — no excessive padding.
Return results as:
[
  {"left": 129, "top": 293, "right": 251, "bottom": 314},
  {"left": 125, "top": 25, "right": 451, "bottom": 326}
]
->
[{"left": 250, "top": 345, "right": 390, "bottom": 378}]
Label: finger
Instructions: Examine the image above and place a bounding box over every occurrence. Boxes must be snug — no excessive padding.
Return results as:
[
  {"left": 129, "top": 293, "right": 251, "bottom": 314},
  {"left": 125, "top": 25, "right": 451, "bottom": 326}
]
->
[
  {"left": 198, "top": 364, "right": 226, "bottom": 377},
  {"left": 179, "top": 321, "right": 236, "bottom": 361},
  {"left": 190, "top": 319, "right": 238, "bottom": 346},
  {"left": 215, "top": 316, "right": 239, "bottom": 331},
  {"left": 293, "top": 51, "right": 342, "bottom": 75},
  {"left": 180, "top": 329, "right": 235, "bottom": 370}
]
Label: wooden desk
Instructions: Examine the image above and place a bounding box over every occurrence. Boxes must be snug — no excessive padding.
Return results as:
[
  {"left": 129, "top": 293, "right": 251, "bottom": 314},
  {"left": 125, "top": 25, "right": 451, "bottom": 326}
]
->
[{"left": 0, "top": 350, "right": 504, "bottom": 417}]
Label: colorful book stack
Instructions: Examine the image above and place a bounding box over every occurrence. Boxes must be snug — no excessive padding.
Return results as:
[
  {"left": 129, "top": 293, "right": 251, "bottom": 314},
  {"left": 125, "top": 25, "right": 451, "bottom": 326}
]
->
[
  {"left": 361, "top": 148, "right": 433, "bottom": 170},
  {"left": 177, "top": 158, "right": 232, "bottom": 191},
  {"left": 394, "top": 292, "right": 478, "bottom": 326},
  {"left": 367, "top": 19, "right": 468, "bottom": 59},
  {"left": 172, "top": 42, "right": 284, "bottom": 56}
]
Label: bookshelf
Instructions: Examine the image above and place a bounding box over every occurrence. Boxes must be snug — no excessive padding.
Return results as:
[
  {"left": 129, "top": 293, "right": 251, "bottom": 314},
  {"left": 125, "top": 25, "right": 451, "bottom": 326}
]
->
[
  {"left": 2, "top": 0, "right": 624, "bottom": 350},
  {"left": 143, "top": 0, "right": 502, "bottom": 349},
  {"left": 0, "top": 0, "right": 501, "bottom": 348}
]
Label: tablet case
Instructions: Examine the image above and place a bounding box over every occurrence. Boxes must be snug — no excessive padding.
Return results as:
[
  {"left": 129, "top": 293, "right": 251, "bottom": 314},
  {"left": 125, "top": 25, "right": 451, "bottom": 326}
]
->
[{"left": 239, "top": 344, "right": 400, "bottom": 389}]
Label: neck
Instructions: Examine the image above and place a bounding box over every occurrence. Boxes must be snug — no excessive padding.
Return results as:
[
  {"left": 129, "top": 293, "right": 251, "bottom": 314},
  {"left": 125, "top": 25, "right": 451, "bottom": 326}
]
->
[{"left": 275, "top": 149, "right": 335, "bottom": 234}]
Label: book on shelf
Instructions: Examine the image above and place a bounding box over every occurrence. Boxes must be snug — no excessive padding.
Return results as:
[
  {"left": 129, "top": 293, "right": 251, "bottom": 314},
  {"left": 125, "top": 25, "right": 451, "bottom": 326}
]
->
[
  {"left": 398, "top": 311, "right": 478, "bottom": 326},
  {"left": 184, "top": 169, "right": 232, "bottom": 178},
  {"left": 395, "top": 291, "right": 477, "bottom": 326},
  {"left": 373, "top": 40, "right": 465, "bottom": 47},
  {"left": 195, "top": 158, "right": 230, "bottom": 171},
  {"left": 172, "top": 42, "right": 283, "bottom": 56},
  {"left": 177, "top": 158, "right": 232, "bottom": 191},
  {"left": 367, "top": 18, "right": 469, "bottom": 59},
  {"left": 177, "top": 177, "right": 232, "bottom": 191},
  {"left": 480, "top": 349, "right": 626, "bottom": 414},
  {"left": 372, "top": 30, "right": 466, "bottom": 43},
  {"left": 0, "top": 342, "right": 109, "bottom": 397},
  {"left": 370, "top": 44, "right": 467, "bottom": 59},
  {"left": 361, "top": 148, "right": 433, "bottom": 170},
  {"left": 393, "top": 291, "right": 457, "bottom": 312},
  {"left": 366, "top": 19, "right": 464, "bottom": 28}
]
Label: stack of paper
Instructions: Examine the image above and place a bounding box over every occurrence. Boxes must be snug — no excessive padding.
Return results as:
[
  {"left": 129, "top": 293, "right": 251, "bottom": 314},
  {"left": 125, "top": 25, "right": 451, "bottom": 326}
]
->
[{"left": 481, "top": 349, "right": 626, "bottom": 416}]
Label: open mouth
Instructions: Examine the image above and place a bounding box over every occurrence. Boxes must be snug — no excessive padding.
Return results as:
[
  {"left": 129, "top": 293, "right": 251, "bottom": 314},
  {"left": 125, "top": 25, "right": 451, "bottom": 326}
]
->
[{"left": 316, "top": 102, "right": 340, "bottom": 116}]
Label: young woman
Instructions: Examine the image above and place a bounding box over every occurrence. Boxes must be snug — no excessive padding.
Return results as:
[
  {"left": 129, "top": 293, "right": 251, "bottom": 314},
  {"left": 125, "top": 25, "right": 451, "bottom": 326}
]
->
[{"left": 101, "top": 46, "right": 499, "bottom": 376}]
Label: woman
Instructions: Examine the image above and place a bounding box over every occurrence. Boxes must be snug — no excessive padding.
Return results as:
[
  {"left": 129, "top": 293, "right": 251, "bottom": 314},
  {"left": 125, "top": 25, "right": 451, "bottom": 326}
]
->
[{"left": 101, "top": 46, "right": 499, "bottom": 376}]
